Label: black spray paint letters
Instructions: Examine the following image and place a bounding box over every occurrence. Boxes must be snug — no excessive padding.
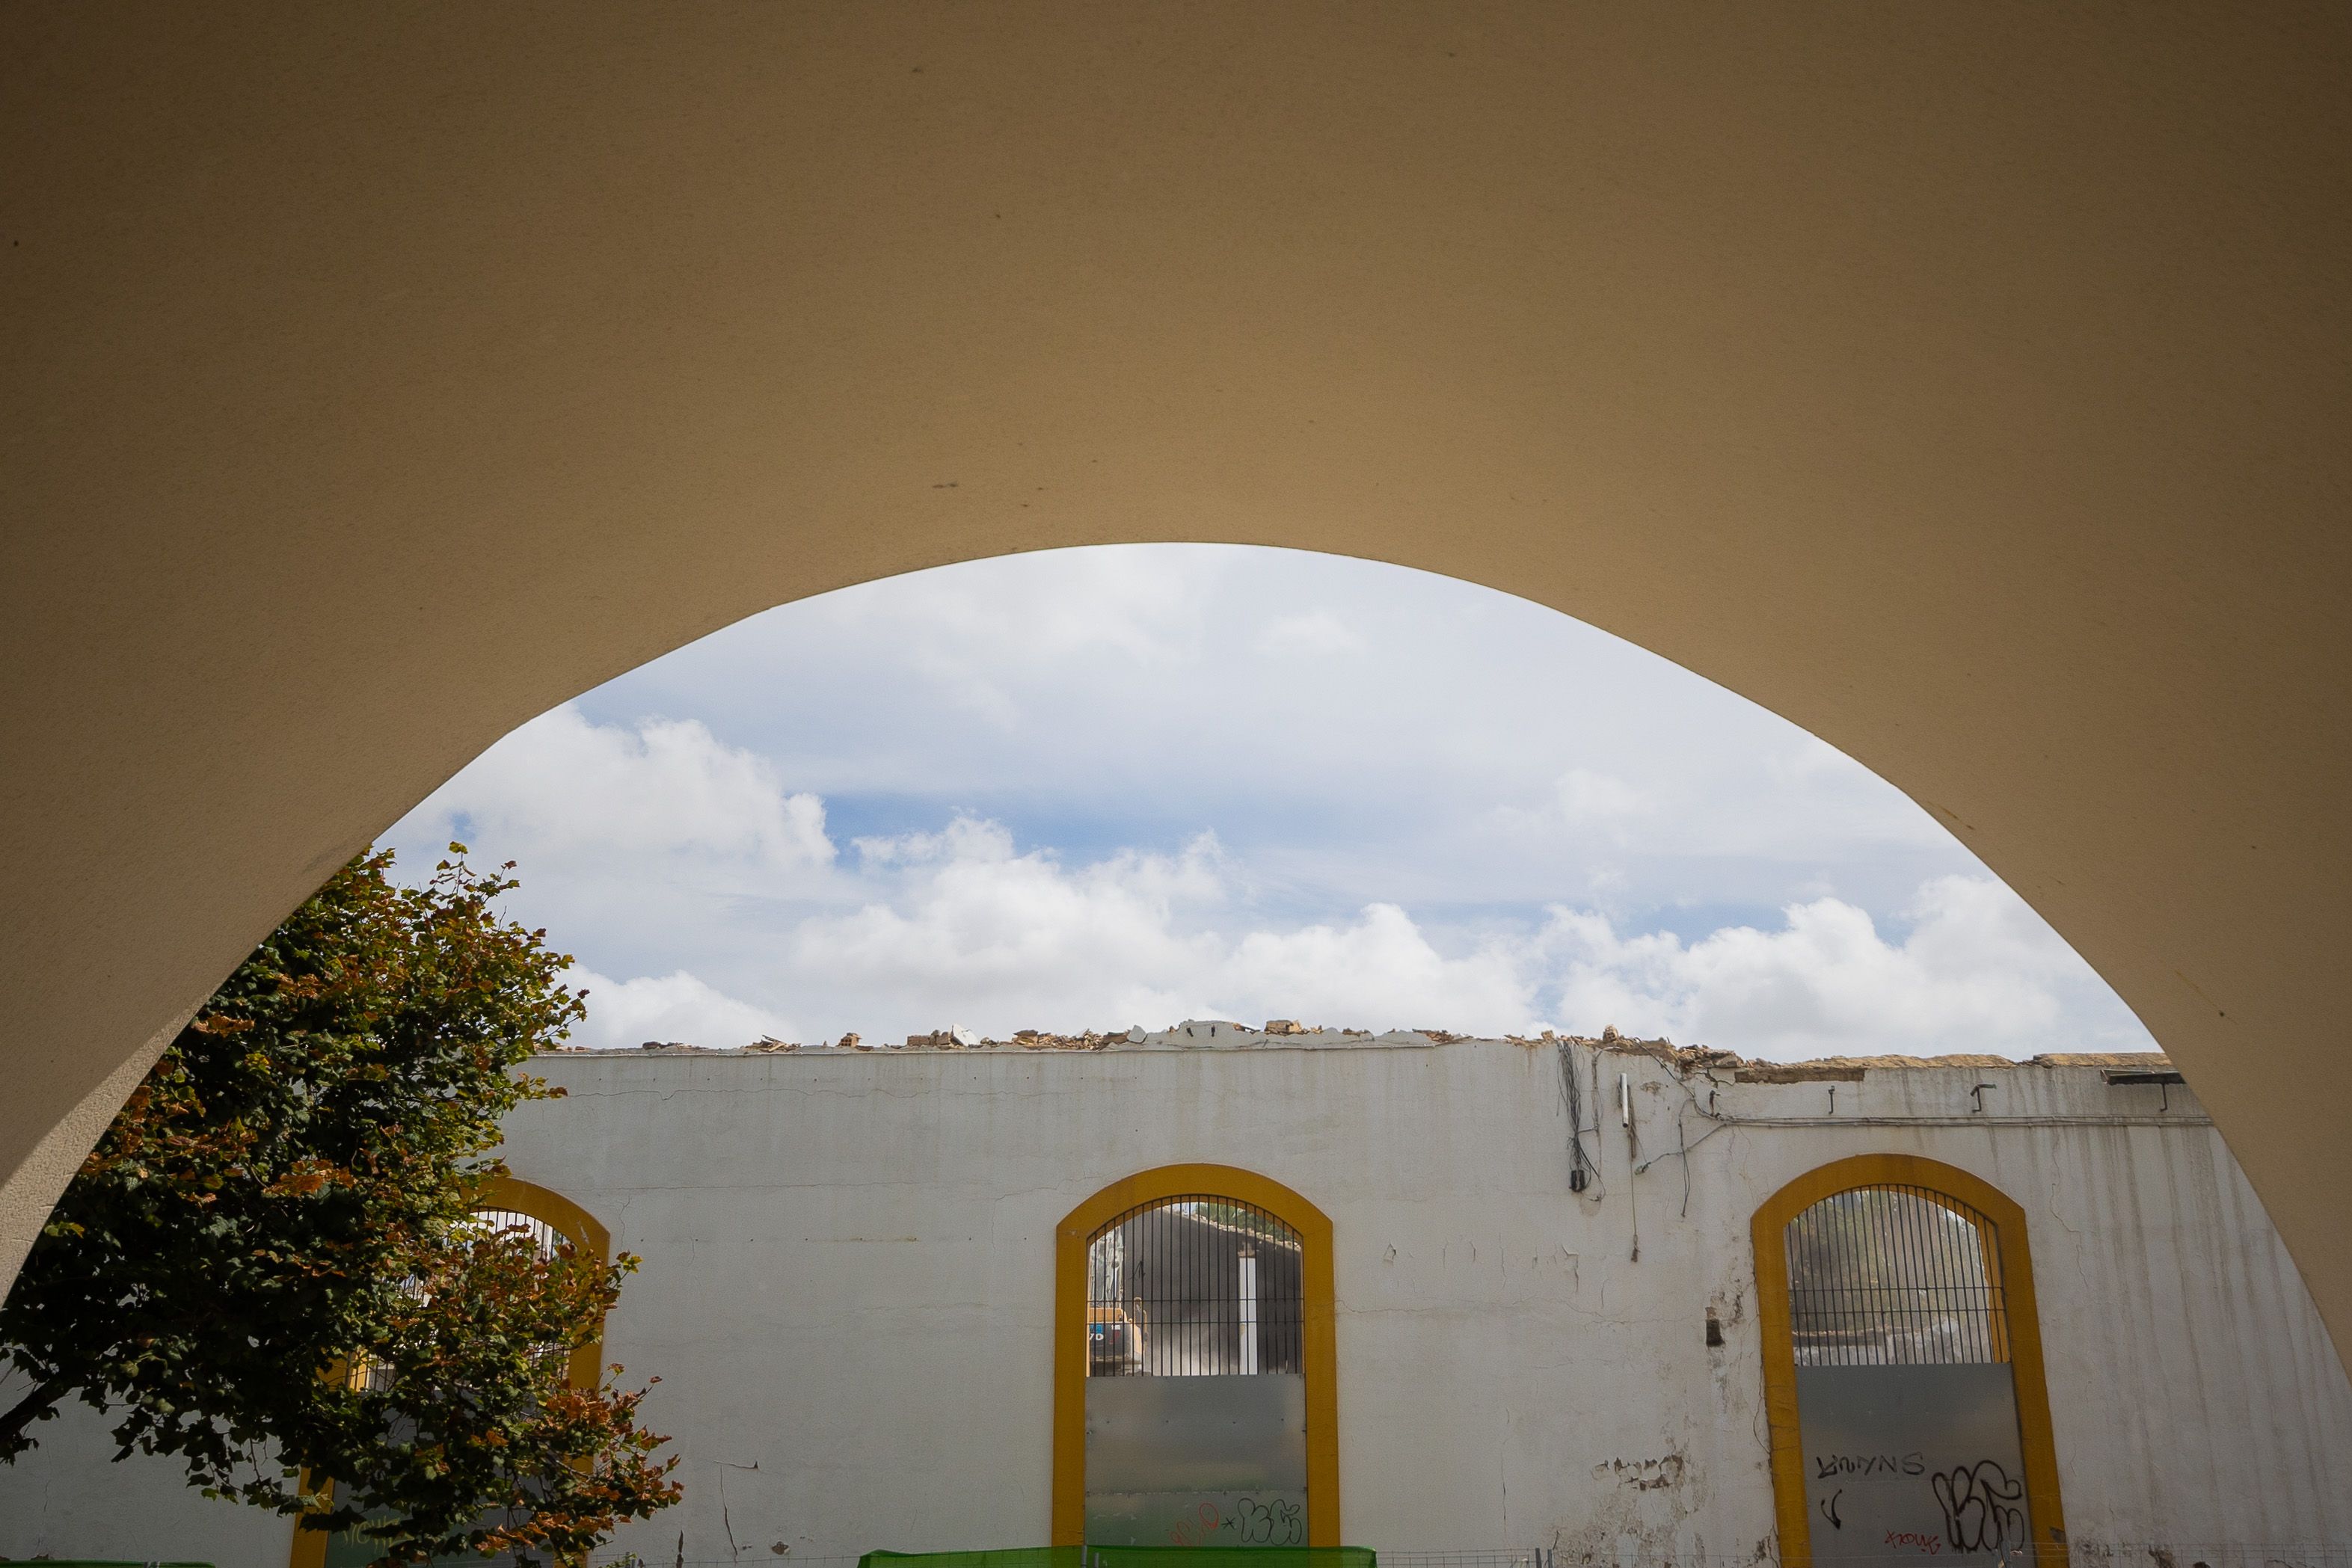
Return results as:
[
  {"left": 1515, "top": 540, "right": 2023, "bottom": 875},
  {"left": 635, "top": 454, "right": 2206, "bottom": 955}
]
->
[
  {"left": 1813, "top": 1451, "right": 1927, "bottom": 1479},
  {"left": 1932, "top": 1460, "right": 2027, "bottom": 1555}
]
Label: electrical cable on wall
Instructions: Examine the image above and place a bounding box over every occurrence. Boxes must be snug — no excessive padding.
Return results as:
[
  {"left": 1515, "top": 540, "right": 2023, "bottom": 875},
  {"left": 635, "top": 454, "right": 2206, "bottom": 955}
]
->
[
  {"left": 1568, "top": 1037, "right": 2210, "bottom": 1267},
  {"left": 1621, "top": 1070, "right": 1639, "bottom": 1263},
  {"left": 1645, "top": 1052, "right": 2207, "bottom": 1132},
  {"left": 1676, "top": 1107, "right": 1691, "bottom": 1217},
  {"left": 1558, "top": 1041, "right": 1600, "bottom": 1196}
]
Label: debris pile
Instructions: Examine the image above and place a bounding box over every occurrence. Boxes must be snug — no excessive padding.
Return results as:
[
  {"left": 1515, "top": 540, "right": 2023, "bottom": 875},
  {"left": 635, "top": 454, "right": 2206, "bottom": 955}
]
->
[
  {"left": 574, "top": 1024, "right": 2172, "bottom": 1079},
  {"left": 909, "top": 1026, "right": 1129, "bottom": 1051}
]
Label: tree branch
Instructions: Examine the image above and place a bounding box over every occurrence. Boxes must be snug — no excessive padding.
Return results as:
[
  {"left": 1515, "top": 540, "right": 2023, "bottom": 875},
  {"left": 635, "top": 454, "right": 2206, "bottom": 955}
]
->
[{"left": 0, "top": 1371, "right": 77, "bottom": 1450}]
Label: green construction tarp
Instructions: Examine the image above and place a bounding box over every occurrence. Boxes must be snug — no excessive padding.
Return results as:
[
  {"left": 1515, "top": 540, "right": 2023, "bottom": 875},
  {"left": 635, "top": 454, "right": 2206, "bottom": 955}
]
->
[
  {"left": 861, "top": 1552, "right": 1084, "bottom": 1568},
  {"left": 861, "top": 1549, "right": 1375, "bottom": 1568}
]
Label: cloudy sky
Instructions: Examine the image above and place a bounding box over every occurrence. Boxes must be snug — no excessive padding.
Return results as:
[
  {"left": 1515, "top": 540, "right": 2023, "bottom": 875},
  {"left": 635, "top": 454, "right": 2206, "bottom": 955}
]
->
[{"left": 384, "top": 545, "right": 2154, "bottom": 1060}]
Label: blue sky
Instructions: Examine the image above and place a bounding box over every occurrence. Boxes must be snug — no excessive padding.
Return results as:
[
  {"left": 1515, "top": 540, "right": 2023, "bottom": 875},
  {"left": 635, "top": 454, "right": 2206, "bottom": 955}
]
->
[{"left": 386, "top": 545, "right": 2155, "bottom": 1059}]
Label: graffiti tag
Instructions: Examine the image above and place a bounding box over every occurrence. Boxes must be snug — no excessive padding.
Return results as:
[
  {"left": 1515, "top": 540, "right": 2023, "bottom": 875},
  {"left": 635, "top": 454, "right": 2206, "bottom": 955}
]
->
[
  {"left": 1814, "top": 1451, "right": 1928, "bottom": 1479},
  {"left": 1931, "top": 1461, "right": 2027, "bottom": 1555},
  {"left": 1165, "top": 1496, "right": 1302, "bottom": 1549},
  {"left": 1235, "top": 1496, "right": 1304, "bottom": 1546},
  {"left": 1167, "top": 1500, "right": 1224, "bottom": 1547}
]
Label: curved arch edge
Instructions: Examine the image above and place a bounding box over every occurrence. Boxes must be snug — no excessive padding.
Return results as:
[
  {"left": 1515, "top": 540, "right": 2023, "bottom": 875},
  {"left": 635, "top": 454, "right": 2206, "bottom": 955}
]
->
[
  {"left": 1750, "top": 1153, "right": 2067, "bottom": 1568},
  {"left": 1051, "top": 1164, "right": 1339, "bottom": 1548}
]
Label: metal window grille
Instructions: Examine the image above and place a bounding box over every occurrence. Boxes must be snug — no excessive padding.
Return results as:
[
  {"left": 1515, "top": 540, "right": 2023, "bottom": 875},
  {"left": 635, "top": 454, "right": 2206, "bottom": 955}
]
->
[
  {"left": 1784, "top": 1184, "right": 2010, "bottom": 1366},
  {"left": 1086, "top": 1196, "right": 1304, "bottom": 1377},
  {"left": 469, "top": 1206, "right": 566, "bottom": 1258},
  {"left": 346, "top": 1208, "right": 571, "bottom": 1392}
]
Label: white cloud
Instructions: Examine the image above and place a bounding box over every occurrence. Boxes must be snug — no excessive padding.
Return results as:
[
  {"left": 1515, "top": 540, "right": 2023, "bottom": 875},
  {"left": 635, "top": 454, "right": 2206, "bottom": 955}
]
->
[
  {"left": 1221, "top": 904, "right": 1536, "bottom": 1033},
  {"left": 1255, "top": 610, "right": 1366, "bottom": 658},
  {"left": 1529, "top": 875, "right": 2136, "bottom": 1058},
  {"left": 828, "top": 546, "right": 1210, "bottom": 668},
  {"left": 405, "top": 704, "right": 833, "bottom": 873},
  {"left": 1553, "top": 769, "right": 1651, "bottom": 825},
  {"left": 799, "top": 547, "right": 1220, "bottom": 729},
  {"left": 576, "top": 545, "right": 1974, "bottom": 921},
  {"left": 851, "top": 814, "right": 1022, "bottom": 870},
  {"left": 384, "top": 547, "right": 2158, "bottom": 1061},
  {"left": 562, "top": 966, "right": 796, "bottom": 1051},
  {"left": 790, "top": 827, "right": 1232, "bottom": 1033},
  {"left": 526, "top": 805, "right": 2130, "bottom": 1057}
]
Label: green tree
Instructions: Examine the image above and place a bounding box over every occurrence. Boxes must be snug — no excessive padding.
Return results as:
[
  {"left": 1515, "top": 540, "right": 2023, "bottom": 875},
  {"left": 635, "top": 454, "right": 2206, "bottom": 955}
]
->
[{"left": 0, "top": 846, "right": 681, "bottom": 1566}]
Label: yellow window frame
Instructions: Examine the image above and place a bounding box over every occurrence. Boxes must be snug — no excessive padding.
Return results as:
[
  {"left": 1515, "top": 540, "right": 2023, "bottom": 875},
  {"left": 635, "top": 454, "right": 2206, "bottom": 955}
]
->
[
  {"left": 1751, "top": 1152, "right": 2068, "bottom": 1568},
  {"left": 287, "top": 1174, "right": 612, "bottom": 1568},
  {"left": 1051, "top": 1163, "right": 1340, "bottom": 1548}
]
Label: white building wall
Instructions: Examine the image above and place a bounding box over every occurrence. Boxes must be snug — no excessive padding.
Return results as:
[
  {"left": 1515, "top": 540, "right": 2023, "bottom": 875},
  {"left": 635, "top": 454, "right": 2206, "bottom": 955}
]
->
[
  {"left": 0, "top": 1399, "right": 300, "bottom": 1564},
  {"left": 1, "top": 1036, "right": 2345, "bottom": 1567},
  {"left": 512, "top": 1039, "right": 2352, "bottom": 1565}
]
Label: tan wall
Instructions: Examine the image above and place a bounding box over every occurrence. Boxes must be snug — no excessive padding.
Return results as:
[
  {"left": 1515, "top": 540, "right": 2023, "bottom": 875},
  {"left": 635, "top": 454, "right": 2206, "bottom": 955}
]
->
[{"left": 3, "top": 4, "right": 2348, "bottom": 1363}]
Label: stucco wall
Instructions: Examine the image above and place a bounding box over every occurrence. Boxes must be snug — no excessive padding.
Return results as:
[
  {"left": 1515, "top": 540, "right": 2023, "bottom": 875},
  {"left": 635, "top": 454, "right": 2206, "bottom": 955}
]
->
[
  {"left": 8, "top": 4, "right": 2352, "bottom": 1368},
  {"left": 0, "top": 1397, "right": 300, "bottom": 1564},
  {"left": 2, "top": 1036, "right": 2344, "bottom": 1567}
]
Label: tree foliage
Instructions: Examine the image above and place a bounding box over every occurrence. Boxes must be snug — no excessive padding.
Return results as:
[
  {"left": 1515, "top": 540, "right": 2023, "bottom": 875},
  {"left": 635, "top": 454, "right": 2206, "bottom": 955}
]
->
[{"left": 0, "top": 846, "right": 681, "bottom": 1565}]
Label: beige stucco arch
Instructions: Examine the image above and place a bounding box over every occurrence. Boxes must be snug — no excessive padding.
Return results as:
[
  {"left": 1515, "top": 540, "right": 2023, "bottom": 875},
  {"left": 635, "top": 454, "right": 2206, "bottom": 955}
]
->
[{"left": 4, "top": 5, "right": 2348, "bottom": 1360}]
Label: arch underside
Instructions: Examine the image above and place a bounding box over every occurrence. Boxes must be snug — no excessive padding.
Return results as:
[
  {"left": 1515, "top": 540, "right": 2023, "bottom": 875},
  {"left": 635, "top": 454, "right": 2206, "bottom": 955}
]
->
[{"left": 2, "top": 4, "right": 2348, "bottom": 1363}]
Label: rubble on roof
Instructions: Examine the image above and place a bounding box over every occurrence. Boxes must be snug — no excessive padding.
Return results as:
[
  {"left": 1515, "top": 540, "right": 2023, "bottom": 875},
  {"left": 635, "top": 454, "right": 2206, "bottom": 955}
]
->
[
  {"left": 1499, "top": 1029, "right": 2174, "bottom": 1082},
  {"left": 567, "top": 1024, "right": 2174, "bottom": 1077}
]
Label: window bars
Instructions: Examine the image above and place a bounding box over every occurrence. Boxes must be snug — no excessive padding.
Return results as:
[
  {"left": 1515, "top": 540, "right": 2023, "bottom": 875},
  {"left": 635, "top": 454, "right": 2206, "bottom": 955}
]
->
[
  {"left": 344, "top": 1207, "right": 571, "bottom": 1392},
  {"left": 1784, "top": 1184, "right": 2011, "bottom": 1366},
  {"left": 1087, "top": 1196, "right": 1305, "bottom": 1377},
  {"left": 1386, "top": 1552, "right": 1551, "bottom": 1568},
  {"left": 468, "top": 1206, "right": 566, "bottom": 1258}
]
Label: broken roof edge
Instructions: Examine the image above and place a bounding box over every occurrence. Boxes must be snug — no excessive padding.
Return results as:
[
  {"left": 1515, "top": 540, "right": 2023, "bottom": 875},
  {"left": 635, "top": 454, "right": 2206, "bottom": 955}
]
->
[
  {"left": 1556, "top": 1033, "right": 2172, "bottom": 1081},
  {"left": 541, "top": 1021, "right": 2170, "bottom": 1077}
]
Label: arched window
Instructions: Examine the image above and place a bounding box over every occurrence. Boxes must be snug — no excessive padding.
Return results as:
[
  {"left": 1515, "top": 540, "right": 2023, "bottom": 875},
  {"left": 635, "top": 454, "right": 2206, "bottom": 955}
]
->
[
  {"left": 1087, "top": 1196, "right": 1305, "bottom": 1378},
  {"left": 343, "top": 1191, "right": 582, "bottom": 1396},
  {"left": 473, "top": 1175, "right": 612, "bottom": 1395},
  {"left": 1054, "top": 1166, "right": 1339, "bottom": 1549},
  {"left": 1753, "top": 1155, "right": 2068, "bottom": 1568},
  {"left": 291, "top": 1175, "right": 612, "bottom": 1568}
]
